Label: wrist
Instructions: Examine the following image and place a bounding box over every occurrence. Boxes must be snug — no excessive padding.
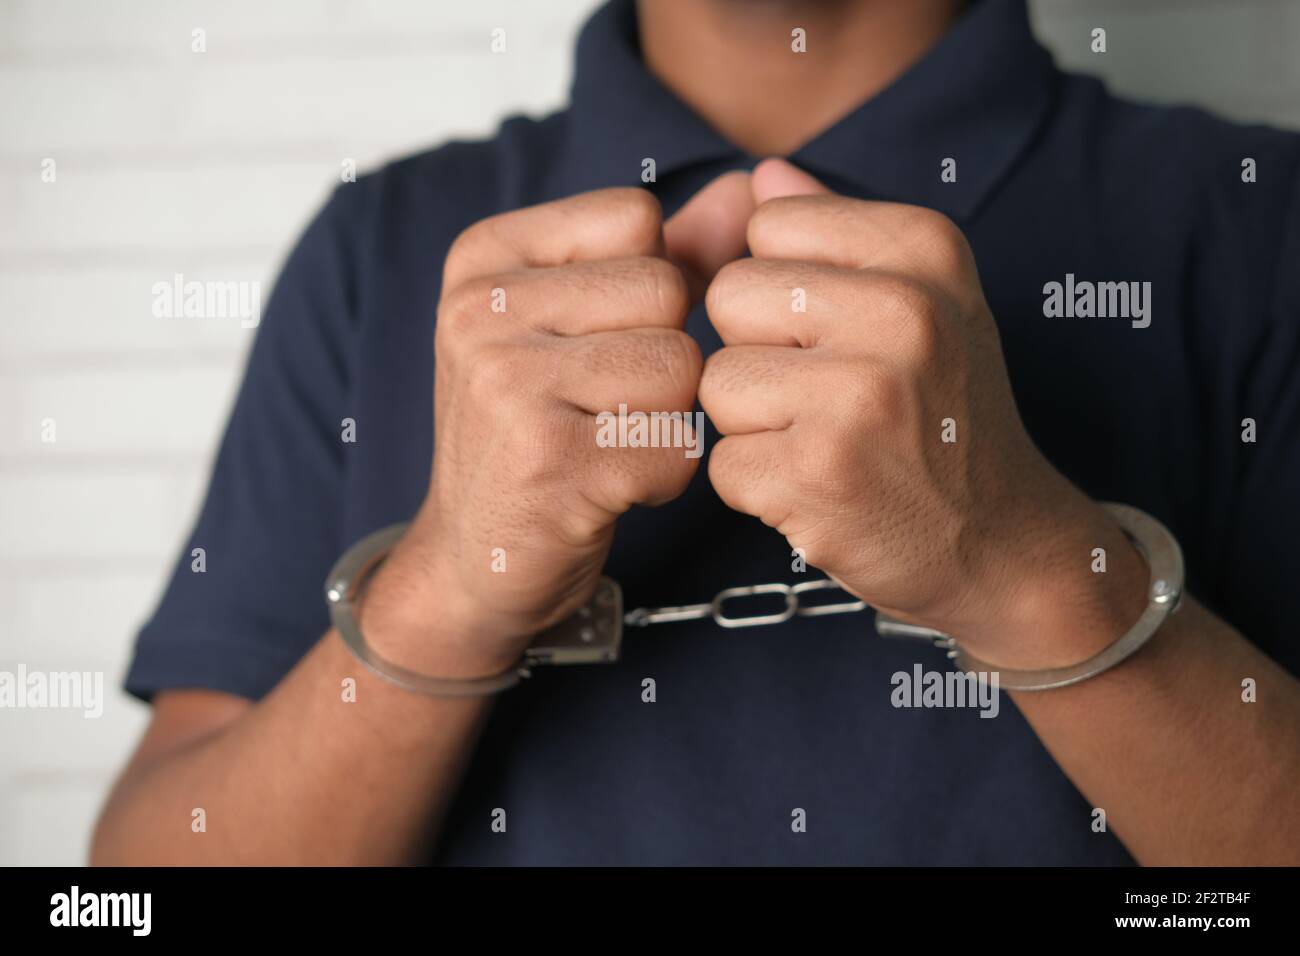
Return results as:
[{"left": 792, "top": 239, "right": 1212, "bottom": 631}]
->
[
  {"left": 958, "top": 496, "right": 1152, "bottom": 671},
  {"left": 355, "top": 532, "right": 529, "bottom": 681}
]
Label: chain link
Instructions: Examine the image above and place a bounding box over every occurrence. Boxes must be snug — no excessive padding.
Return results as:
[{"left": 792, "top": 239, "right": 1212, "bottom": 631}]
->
[{"left": 624, "top": 578, "right": 867, "bottom": 630}]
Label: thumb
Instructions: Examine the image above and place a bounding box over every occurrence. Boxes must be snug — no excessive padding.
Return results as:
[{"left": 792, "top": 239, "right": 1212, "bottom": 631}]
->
[
  {"left": 751, "top": 157, "right": 832, "bottom": 204},
  {"left": 663, "top": 170, "right": 755, "bottom": 303}
]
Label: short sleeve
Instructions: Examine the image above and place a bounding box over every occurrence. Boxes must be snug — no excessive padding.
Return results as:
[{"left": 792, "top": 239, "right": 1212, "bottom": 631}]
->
[
  {"left": 1220, "top": 170, "right": 1300, "bottom": 670},
  {"left": 124, "top": 186, "right": 360, "bottom": 702}
]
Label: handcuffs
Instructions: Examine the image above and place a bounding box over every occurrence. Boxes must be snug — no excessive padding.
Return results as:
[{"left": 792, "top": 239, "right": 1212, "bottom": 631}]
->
[{"left": 326, "top": 502, "right": 1183, "bottom": 697}]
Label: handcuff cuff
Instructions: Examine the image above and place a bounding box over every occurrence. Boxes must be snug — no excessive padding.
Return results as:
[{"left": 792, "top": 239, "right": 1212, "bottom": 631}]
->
[{"left": 326, "top": 502, "right": 1183, "bottom": 697}]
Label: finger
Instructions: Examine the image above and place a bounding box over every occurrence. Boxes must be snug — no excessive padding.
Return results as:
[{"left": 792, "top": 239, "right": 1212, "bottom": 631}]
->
[
  {"left": 532, "top": 410, "right": 701, "bottom": 518},
  {"left": 707, "top": 257, "right": 940, "bottom": 357},
  {"left": 584, "top": 424, "right": 703, "bottom": 510},
  {"left": 698, "top": 345, "right": 814, "bottom": 435},
  {"left": 550, "top": 327, "right": 702, "bottom": 415},
  {"left": 749, "top": 197, "right": 970, "bottom": 286},
  {"left": 705, "top": 257, "right": 850, "bottom": 348},
  {"left": 663, "top": 170, "right": 755, "bottom": 303},
  {"left": 751, "top": 157, "right": 831, "bottom": 203},
  {"left": 444, "top": 187, "right": 666, "bottom": 289},
  {"left": 708, "top": 431, "right": 794, "bottom": 529},
  {"left": 445, "top": 256, "right": 690, "bottom": 339}
]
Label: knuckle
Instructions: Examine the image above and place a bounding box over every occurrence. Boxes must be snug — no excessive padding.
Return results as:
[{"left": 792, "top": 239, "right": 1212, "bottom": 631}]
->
[
  {"left": 627, "top": 329, "right": 702, "bottom": 396},
  {"left": 437, "top": 277, "right": 496, "bottom": 338},
  {"left": 845, "top": 364, "right": 905, "bottom": 425},
  {"left": 442, "top": 228, "right": 474, "bottom": 276},
  {"left": 911, "top": 206, "right": 958, "bottom": 241},
  {"left": 912, "top": 208, "right": 970, "bottom": 266},
  {"left": 704, "top": 258, "right": 751, "bottom": 318},
  {"left": 745, "top": 199, "right": 785, "bottom": 249},
  {"left": 863, "top": 278, "right": 946, "bottom": 369},
  {"left": 599, "top": 187, "right": 664, "bottom": 248},
  {"left": 702, "top": 340, "right": 730, "bottom": 368},
  {"left": 707, "top": 436, "right": 751, "bottom": 495},
  {"left": 794, "top": 442, "right": 834, "bottom": 491},
  {"left": 698, "top": 346, "right": 734, "bottom": 394},
  {"left": 865, "top": 276, "right": 943, "bottom": 362},
  {"left": 467, "top": 343, "right": 533, "bottom": 405},
  {"left": 906, "top": 301, "right": 942, "bottom": 364},
  {"left": 632, "top": 256, "right": 689, "bottom": 323},
  {"left": 514, "top": 418, "right": 570, "bottom": 483},
  {"left": 700, "top": 347, "right": 771, "bottom": 400},
  {"left": 657, "top": 329, "right": 704, "bottom": 391},
  {"left": 573, "top": 329, "right": 701, "bottom": 403},
  {"left": 868, "top": 274, "right": 931, "bottom": 320},
  {"left": 443, "top": 217, "right": 495, "bottom": 279},
  {"left": 798, "top": 441, "right": 856, "bottom": 497}
]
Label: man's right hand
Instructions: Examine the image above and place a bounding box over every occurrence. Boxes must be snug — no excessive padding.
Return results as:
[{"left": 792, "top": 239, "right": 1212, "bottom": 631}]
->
[{"left": 360, "top": 174, "right": 754, "bottom": 678}]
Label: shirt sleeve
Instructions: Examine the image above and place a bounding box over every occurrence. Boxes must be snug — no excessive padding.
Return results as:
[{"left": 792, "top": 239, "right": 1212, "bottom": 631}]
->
[
  {"left": 124, "top": 185, "right": 360, "bottom": 702},
  {"left": 1219, "top": 168, "right": 1300, "bottom": 671}
]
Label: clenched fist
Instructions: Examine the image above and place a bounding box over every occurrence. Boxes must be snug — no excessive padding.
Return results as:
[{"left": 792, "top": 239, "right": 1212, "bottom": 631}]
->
[
  {"left": 700, "top": 160, "right": 1149, "bottom": 670},
  {"left": 361, "top": 174, "right": 754, "bottom": 677}
]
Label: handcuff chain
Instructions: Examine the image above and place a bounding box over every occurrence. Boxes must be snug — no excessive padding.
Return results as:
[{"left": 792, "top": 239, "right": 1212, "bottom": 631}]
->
[{"left": 623, "top": 578, "right": 868, "bottom": 630}]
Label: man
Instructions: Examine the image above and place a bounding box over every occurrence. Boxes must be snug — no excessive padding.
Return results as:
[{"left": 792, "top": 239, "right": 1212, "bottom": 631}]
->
[{"left": 93, "top": 0, "right": 1300, "bottom": 865}]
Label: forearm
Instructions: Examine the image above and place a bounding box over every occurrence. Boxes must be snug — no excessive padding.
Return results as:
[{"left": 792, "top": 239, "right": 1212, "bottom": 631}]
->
[
  {"left": 92, "top": 630, "right": 493, "bottom": 865},
  {"left": 1012, "top": 594, "right": 1300, "bottom": 865}
]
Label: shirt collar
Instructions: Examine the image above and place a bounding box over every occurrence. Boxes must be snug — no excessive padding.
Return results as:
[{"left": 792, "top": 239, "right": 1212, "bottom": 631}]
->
[
  {"left": 565, "top": 0, "right": 1058, "bottom": 223},
  {"left": 565, "top": 0, "right": 738, "bottom": 193}
]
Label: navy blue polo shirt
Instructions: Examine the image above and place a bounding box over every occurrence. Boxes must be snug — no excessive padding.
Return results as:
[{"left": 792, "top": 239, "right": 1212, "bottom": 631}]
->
[{"left": 126, "top": 0, "right": 1300, "bottom": 865}]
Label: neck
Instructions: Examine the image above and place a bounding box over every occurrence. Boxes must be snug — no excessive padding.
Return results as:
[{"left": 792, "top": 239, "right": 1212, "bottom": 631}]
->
[{"left": 637, "top": 0, "right": 964, "bottom": 157}]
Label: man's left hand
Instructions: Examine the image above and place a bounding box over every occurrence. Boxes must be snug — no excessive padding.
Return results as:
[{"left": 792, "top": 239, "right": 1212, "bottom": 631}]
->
[{"left": 699, "top": 159, "right": 1148, "bottom": 669}]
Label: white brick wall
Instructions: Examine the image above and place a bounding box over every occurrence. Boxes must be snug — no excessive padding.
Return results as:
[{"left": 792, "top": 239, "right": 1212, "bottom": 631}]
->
[
  {"left": 0, "top": 0, "right": 597, "bottom": 867},
  {"left": 0, "top": 0, "right": 1295, "bottom": 866}
]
